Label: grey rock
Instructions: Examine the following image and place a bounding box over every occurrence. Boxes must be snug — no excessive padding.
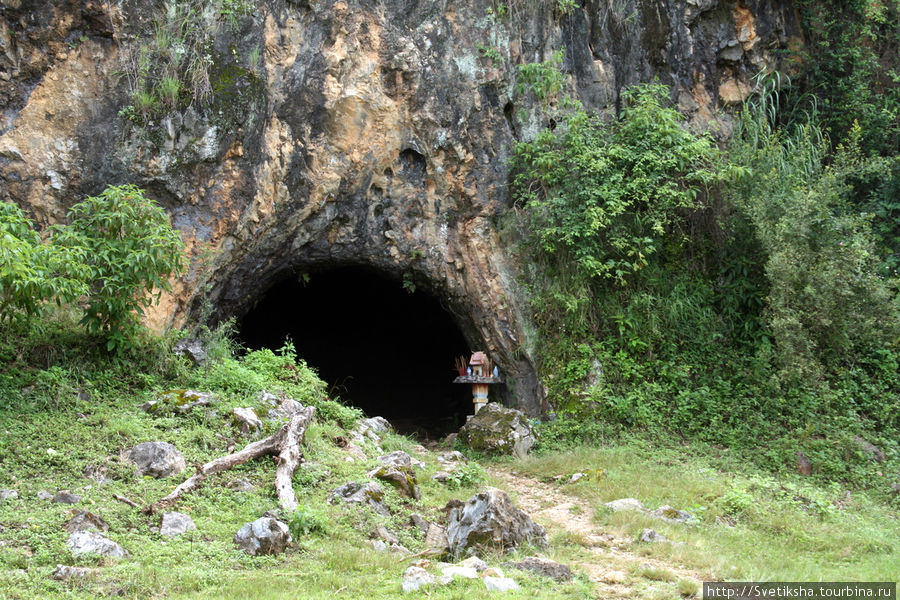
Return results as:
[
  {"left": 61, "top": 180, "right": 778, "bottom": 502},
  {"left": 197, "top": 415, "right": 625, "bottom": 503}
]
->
[
  {"left": 425, "top": 523, "right": 449, "bottom": 554},
  {"left": 410, "top": 513, "right": 429, "bottom": 535},
  {"left": 328, "top": 481, "right": 390, "bottom": 516},
  {"left": 372, "top": 539, "right": 388, "bottom": 552},
  {"left": 0, "top": 489, "right": 17, "bottom": 501},
  {"left": 368, "top": 464, "right": 420, "bottom": 500},
  {"left": 232, "top": 407, "right": 263, "bottom": 435},
  {"left": 483, "top": 576, "right": 521, "bottom": 592},
  {"left": 353, "top": 416, "right": 392, "bottom": 445},
  {"left": 82, "top": 464, "right": 110, "bottom": 485},
  {"left": 447, "top": 488, "right": 547, "bottom": 559},
  {"left": 129, "top": 442, "right": 186, "bottom": 478},
  {"left": 377, "top": 450, "right": 425, "bottom": 470},
  {"left": 160, "top": 512, "right": 196, "bottom": 537},
  {"left": 442, "top": 565, "right": 478, "bottom": 579},
  {"left": 227, "top": 478, "right": 255, "bottom": 492},
  {"left": 638, "top": 528, "right": 668, "bottom": 543},
  {"left": 461, "top": 556, "right": 488, "bottom": 572},
  {"left": 37, "top": 491, "right": 53, "bottom": 501},
  {"left": 173, "top": 338, "right": 207, "bottom": 366},
  {"left": 50, "top": 565, "right": 98, "bottom": 580},
  {"left": 258, "top": 391, "right": 280, "bottom": 407},
  {"left": 458, "top": 404, "right": 536, "bottom": 457},
  {"left": 652, "top": 505, "right": 695, "bottom": 523},
  {"left": 233, "top": 517, "right": 292, "bottom": 556},
  {"left": 52, "top": 491, "right": 81, "bottom": 504},
  {"left": 568, "top": 472, "right": 585, "bottom": 484},
  {"left": 433, "top": 471, "right": 451, "bottom": 483},
  {"left": 268, "top": 397, "right": 304, "bottom": 419},
  {"left": 509, "top": 556, "right": 572, "bottom": 581},
  {"left": 402, "top": 566, "right": 435, "bottom": 593},
  {"left": 64, "top": 511, "right": 108, "bottom": 533},
  {"left": 374, "top": 525, "right": 399, "bottom": 544},
  {"left": 437, "top": 451, "right": 466, "bottom": 466},
  {"left": 391, "top": 543, "right": 411, "bottom": 555},
  {"left": 604, "top": 498, "right": 646, "bottom": 512},
  {"left": 853, "top": 436, "right": 886, "bottom": 463},
  {"left": 67, "top": 531, "right": 128, "bottom": 558}
]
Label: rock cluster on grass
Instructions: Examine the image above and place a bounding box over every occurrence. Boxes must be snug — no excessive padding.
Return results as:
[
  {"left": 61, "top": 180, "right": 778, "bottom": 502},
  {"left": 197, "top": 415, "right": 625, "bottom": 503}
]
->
[
  {"left": 446, "top": 488, "right": 547, "bottom": 558},
  {"left": 0, "top": 489, "right": 17, "bottom": 501},
  {"left": 233, "top": 517, "right": 291, "bottom": 556},
  {"left": 457, "top": 403, "right": 536, "bottom": 457},
  {"left": 128, "top": 441, "right": 186, "bottom": 478},
  {"left": 377, "top": 450, "right": 425, "bottom": 470},
  {"left": 401, "top": 555, "right": 543, "bottom": 593},
  {"left": 267, "top": 396, "right": 305, "bottom": 420},
  {"left": 50, "top": 565, "right": 98, "bottom": 580},
  {"left": 67, "top": 531, "right": 128, "bottom": 558}
]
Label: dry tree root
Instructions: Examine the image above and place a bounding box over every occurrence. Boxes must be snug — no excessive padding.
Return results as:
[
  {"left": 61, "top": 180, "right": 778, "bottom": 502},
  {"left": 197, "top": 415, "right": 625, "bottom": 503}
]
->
[{"left": 143, "top": 405, "right": 315, "bottom": 514}]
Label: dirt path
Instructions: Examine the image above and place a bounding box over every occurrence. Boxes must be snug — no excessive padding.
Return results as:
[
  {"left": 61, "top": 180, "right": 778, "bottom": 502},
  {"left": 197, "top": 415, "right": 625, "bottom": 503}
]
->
[{"left": 488, "top": 466, "right": 705, "bottom": 598}]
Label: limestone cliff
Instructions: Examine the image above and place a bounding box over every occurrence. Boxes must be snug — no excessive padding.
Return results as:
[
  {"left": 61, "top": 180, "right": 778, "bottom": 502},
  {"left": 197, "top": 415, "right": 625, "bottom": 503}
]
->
[{"left": 0, "top": 0, "right": 802, "bottom": 414}]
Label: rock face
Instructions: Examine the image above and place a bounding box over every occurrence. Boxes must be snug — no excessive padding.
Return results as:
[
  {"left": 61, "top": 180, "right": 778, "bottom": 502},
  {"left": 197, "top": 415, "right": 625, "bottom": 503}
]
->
[
  {"left": 0, "top": 0, "right": 801, "bottom": 416},
  {"left": 233, "top": 517, "right": 292, "bottom": 556},
  {"left": 368, "top": 464, "right": 420, "bottom": 500},
  {"left": 129, "top": 441, "right": 187, "bottom": 478},
  {"left": 447, "top": 488, "right": 547, "bottom": 558},
  {"left": 458, "top": 404, "right": 536, "bottom": 457},
  {"left": 328, "top": 481, "right": 391, "bottom": 516}
]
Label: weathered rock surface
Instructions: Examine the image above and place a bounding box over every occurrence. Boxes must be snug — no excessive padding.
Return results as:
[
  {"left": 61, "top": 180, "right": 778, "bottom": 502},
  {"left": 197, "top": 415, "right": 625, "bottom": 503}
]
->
[
  {"left": 173, "top": 338, "right": 207, "bottom": 366},
  {"left": 52, "top": 491, "right": 81, "bottom": 504},
  {"left": 232, "top": 407, "right": 263, "bottom": 435},
  {"left": 268, "top": 397, "right": 304, "bottom": 420},
  {"left": 639, "top": 528, "right": 668, "bottom": 543},
  {"left": 447, "top": 488, "right": 547, "bottom": 558},
  {"left": 458, "top": 404, "right": 536, "bottom": 457},
  {"left": 64, "top": 511, "right": 108, "bottom": 533},
  {"left": 67, "top": 531, "right": 128, "bottom": 558},
  {"left": 50, "top": 565, "right": 98, "bottom": 580},
  {"left": 652, "top": 505, "right": 695, "bottom": 523},
  {"left": 1, "top": 0, "right": 802, "bottom": 416},
  {"left": 377, "top": 450, "right": 425, "bottom": 470},
  {"left": 328, "top": 481, "right": 390, "bottom": 516},
  {"left": 233, "top": 517, "right": 291, "bottom": 556},
  {"left": 509, "top": 556, "right": 573, "bottom": 582},
  {"left": 604, "top": 498, "right": 646, "bottom": 512},
  {"left": 401, "top": 566, "right": 435, "bottom": 593},
  {"left": 160, "top": 512, "right": 197, "bottom": 537},
  {"left": 368, "top": 464, "right": 420, "bottom": 500},
  {"left": 129, "top": 441, "right": 186, "bottom": 478}
]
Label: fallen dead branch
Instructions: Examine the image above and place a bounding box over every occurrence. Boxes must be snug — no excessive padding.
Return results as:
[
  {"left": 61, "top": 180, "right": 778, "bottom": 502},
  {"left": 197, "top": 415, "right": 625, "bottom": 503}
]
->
[
  {"left": 143, "top": 405, "right": 315, "bottom": 514},
  {"left": 113, "top": 493, "right": 140, "bottom": 508}
]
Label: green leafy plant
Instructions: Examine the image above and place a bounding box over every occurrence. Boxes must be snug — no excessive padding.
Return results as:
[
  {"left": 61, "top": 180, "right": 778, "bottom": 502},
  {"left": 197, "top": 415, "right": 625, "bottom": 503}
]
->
[
  {"left": 0, "top": 203, "right": 87, "bottom": 324},
  {"left": 288, "top": 504, "right": 329, "bottom": 537},
  {"left": 53, "top": 185, "right": 185, "bottom": 352},
  {"left": 444, "top": 462, "right": 485, "bottom": 489}
]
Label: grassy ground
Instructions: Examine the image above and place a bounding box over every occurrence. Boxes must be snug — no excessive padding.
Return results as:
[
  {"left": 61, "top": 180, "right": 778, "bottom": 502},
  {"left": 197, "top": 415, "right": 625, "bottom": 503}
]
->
[{"left": 0, "top": 316, "right": 897, "bottom": 598}]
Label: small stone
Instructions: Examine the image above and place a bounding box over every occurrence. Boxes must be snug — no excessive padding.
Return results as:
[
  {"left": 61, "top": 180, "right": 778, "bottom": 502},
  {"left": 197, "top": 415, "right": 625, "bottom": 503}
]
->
[
  {"left": 509, "top": 556, "right": 573, "bottom": 581},
  {"left": 568, "top": 472, "right": 585, "bottom": 484},
  {"left": 483, "top": 576, "right": 520, "bottom": 592},
  {"left": 268, "top": 397, "right": 304, "bottom": 419},
  {"left": 173, "top": 338, "right": 207, "bottom": 366},
  {"left": 328, "top": 481, "right": 390, "bottom": 516},
  {"left": 50, "top": 565, "right": 97, "bottom": 580},
  {"left": 226, "top": 478, "right": 254, "bottom": 492},
  {"left": 129, "top": 442, "right": 186, "bottom": 478},
  {"left": 652, "top": 505, "right": 694, "bottom": 523},
  {"left": 390, "top": 543, "right": 411, "bottom": 555},
  {"left": 377, "top": 450, "right": 425, "bottom": 470},
  {"left": 604, "top": 498, "right": 646, "bottom": 512},
  {"left": 410, "top": 513, "right": 429, "bottom": 535},
  {"left": 37, "top": 491, "right": 53, "bottom": 501},
  {"left": 46, "top": 448, "right": 57, "bottom": 455},
  {"left": 0, "top": 490, "right": 18, "bottom": 501},
  {"left": 442, "top": 565, "right": 479, "bottom": 579},
  {"left": 638, "top": 528, "right": 667, "bottom": 543},
  {"left": 233, "top": 517, "right": 291, "bottom": 556},
  {"left": 53, "top": 491, "right": 81, "bottom": 504},
  {"left": 432, "top": 471, "right": 451, "bottom": 483},
  {"left": 402, "top": 566, "right": 435, "bottom": 593},
  {"left": 461, "top": 556, "right": 488, "bottom": 572},
  {"left": 372, "top": 539, "right": 387, "bottom": 552},
  {"left": 374, "top": 525, "right": 399, "bottom": 544},
  {"left": 160, "top": 512, "right": 196, "bottom": 537},
  {"left": 67, "top": 531, "right": 127, "bottom": 558},
  {"left": 424, "top": 523, "right": 449, "bottom": 554},
  {"left": 232, "top": 407, "right": 263, "bottom": 435},
  {"left": 64, "top": 511, "right": 108, "bottom": 533}
]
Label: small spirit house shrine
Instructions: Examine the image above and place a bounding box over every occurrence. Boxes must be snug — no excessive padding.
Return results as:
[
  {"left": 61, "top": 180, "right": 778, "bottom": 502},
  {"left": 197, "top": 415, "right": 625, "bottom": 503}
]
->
[{"left": 453, "top": 351, "right": 502, "bottom": 415}]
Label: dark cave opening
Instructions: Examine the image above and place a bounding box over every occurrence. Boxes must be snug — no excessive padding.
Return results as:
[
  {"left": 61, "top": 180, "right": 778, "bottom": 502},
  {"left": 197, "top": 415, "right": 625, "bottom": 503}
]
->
[{"left": 238, "top": 267, "right": 474, "bottom": 438}]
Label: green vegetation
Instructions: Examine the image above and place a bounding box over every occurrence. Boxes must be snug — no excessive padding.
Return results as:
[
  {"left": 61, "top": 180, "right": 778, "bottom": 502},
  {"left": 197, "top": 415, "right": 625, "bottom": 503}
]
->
[
  {"left": 509, "top": 41, "right": 900, "bottom": 495},
  {"left": 2, "top": 185, "right": 184, "bottom": 353}
]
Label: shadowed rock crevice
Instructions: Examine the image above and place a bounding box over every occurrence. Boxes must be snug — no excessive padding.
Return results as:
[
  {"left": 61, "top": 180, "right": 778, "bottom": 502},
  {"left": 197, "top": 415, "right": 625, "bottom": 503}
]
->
[{"left": 238, "top": 266, "right": 475, "bottom": 438}]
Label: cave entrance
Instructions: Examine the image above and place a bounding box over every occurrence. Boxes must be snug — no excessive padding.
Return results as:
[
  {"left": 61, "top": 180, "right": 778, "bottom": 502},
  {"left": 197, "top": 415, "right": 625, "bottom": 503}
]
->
[{"left": 238, "top": 266, "right": 473, "bottom": 438}]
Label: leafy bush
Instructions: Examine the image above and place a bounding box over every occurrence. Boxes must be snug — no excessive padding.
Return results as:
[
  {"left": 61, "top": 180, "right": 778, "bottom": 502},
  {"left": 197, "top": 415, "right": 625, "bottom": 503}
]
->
[
  {"left": 53, "top": 184, "right": 185, "bottom": 352},
  {"left": 443, "top": 462, "right": 486, "bottom": 489},
  {"left": 287, "top": 504, "right": 329, "bottom": 537},
  {"left": 0, "top": 203, "right": 87, "bottom": 324}
]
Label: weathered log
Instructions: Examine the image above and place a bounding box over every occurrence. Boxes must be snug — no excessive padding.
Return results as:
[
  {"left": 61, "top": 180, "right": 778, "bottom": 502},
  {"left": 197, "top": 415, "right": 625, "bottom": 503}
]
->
[
  {"left": 274, "top": 405, "right": 315, "bottom": 511},
  {"left": 144, "top": 406, "right": 315, "bottom": 514}
]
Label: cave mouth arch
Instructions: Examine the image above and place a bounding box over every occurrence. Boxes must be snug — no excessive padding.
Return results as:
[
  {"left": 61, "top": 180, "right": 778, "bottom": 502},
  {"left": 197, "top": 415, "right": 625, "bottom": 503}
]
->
[{"left": 237, "top": 266, "right": 474, "bottom": 438}]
